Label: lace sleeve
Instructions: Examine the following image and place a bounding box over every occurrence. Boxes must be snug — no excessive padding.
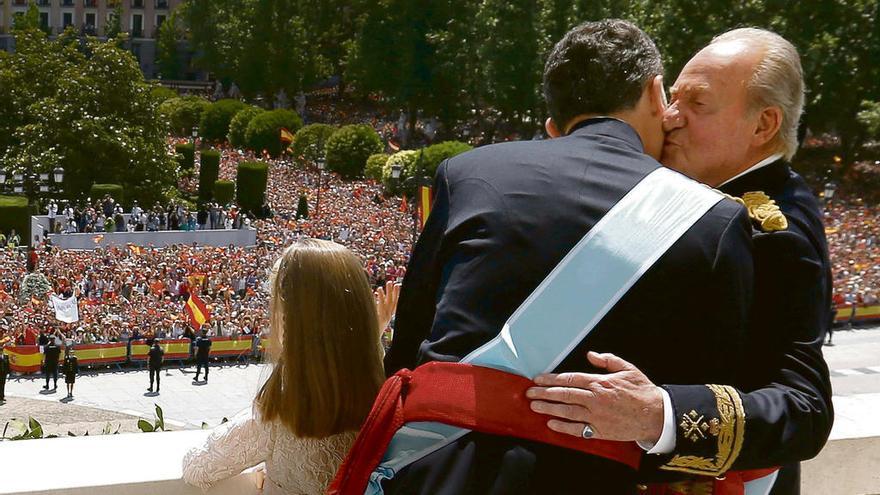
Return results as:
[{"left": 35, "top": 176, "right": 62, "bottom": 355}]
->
[{"left": 182, "top": 411, "right": 273, "bottom": 490}]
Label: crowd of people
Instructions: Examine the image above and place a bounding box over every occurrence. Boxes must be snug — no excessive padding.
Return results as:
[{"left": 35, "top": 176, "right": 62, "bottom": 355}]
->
[{"left": 825, "top": 196, "right": 880, "bottom": 307}]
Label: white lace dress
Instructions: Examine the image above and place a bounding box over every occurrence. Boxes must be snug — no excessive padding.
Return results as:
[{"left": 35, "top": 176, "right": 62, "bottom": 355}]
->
[{"left": 182, "top": 410, "right": 356, "bottom": 494}]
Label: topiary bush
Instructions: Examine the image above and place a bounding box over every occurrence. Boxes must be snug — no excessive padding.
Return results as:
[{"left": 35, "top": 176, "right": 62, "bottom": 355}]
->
[
  {"left": 365, "top": 153, "right": 389, "bottom": 181},
  {"left": 89, "top": 184, "right": 124, "bottom": 205},
  {"left": 213, "top": 180, "right": 235, "bottom": 206},
  {"left": 0, "top": 195, "right": 31, "bottom": 247},
  {"left": 228, "top": 106, "right": 264, "bottom": 149},
  {"left": 325, "top": 124, "right": 384, "bottom": 179},
  {"left": 174, "top": 143, "right": 195, "bottom": 170},
  {"left": 198, "top": 149, "right": 221, "bottom": 201},
  {"left": 236, "top": 161, "right": 269, "bottom": 214},
  {"left": 244, "top": 109, "right": 303, "bottom": 158},
  {"left": 381, "top": 150, "right": 420, "bottom": 190},
  {"left": 158, "top": 96, "right": 210, "bottom": 137},
  {"left": 295, "top": 194, "right": 309, "bottom": 219},
  {"left": 199, "top": 99, "right": 247, "bottom": 143},
  {"left": 291, "top": 124, "right": 337, "bottom": 165},
  {"left": 151, "top": 86, "right": 178, "bottom": 103},
  {"left": 422, "top": 141, "right": 473, "bottom": 178}
]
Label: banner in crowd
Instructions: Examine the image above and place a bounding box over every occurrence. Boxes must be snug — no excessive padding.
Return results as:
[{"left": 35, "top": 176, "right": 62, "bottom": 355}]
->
[
  {"left": 73, "top": 343, "right": 126, "bottom": 365},
  {"left": 49, "top": 295, "right": 79, "bottom": 323},
  {"left": 3, "top": 346, "right": 43, "bottom": 373},
  {"left": 130, "top": 339, "right": 192, "bottom": 361},
  {"left": 210, "top": 335, "right": 254, "bottom": 357},
  {"left": 184, "top": 293, "right": 210, "bottom": 328}
]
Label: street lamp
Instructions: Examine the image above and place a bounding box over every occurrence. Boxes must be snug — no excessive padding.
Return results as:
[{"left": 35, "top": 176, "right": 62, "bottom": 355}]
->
[
  {"left": 192, "top": 125, "right": 199, "bottom": 150},
  {"left": 316, "top": 155, "right": 326, "bottom": 217},
  {"left": 824, "top": 181, "right": 837, "bottom": 202}
]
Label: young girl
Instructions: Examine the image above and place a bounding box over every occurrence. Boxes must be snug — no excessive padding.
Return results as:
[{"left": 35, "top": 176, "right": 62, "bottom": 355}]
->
[{"left": 182, "top": 239, "right": 399, "bottom": 494}]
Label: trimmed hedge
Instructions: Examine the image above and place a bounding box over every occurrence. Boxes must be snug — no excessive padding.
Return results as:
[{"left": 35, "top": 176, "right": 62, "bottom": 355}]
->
[
  {"left": 296, "top": 194, "right": 309, "bottom": 219},
  {"left": 422, "top": 141, "right": 472, "bottom": 178},
  {"left": 199, "top": 149, "right": 221, "bottom": 201},
  {"left": 228, "top": 106, "right": 264, "bottom": 149},
  {"left": 213, "top": 180, "right": 235, "bottom": 206},
  {"left": 150, "top": 86, "right": 178, "bottom": 103},
  {"left": 291, "top": 124, "right": 337, "bottom": 165},
  {"left": 325, "top": 124, "right": 384, "bottom": 179},
  {"left": 158, "top": 96, "right": 210, "bottom": 137},
  {"left": 236, "top": 161, "right": 269, "bottom": 213},
  {"left": 200, "top": 99, "right": 247, "bottom": 142},
  {"left": 0, "top": 195, "right": 31, "bottom": 247},
  {"left": 175, "top": 143, "right": 195, "bottom": 170},
  {"left": 245, "top": 109, "right": 303, "bottom": 158},
  {"left": 381, "top": 150, "right": 420, "bottom": 189},
  {"left": 365, "top": 153, "right": 389, "bottom": 180},
  {"left": 90, "top": 184, "right": 124, "bottom": 205}
]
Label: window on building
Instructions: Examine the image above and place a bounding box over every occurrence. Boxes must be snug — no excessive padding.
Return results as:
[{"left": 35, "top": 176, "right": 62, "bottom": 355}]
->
[
  {"left": 156, "top": 0, "right": 169, "bottom": 8},
  {"left": 63, "top": 12, "right": 73, "bottom": 28},
  {"left": 155, "top": 14, "right": 166, "bottom": 34},
  {"left": 131, "top": 0, "right": 144, "bottom": 8},
  {"left": 39, "top": 12, "right": 49, "bottom": 30},
  {"left": 132, "top": 13, "right": 143, "bottom": 37}
]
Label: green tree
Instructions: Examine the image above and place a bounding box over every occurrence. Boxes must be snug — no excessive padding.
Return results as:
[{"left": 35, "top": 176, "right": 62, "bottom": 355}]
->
[
  {"left": 157, "top": 10, "right": 185, "bottom": 80},
  {"left": 105, "top": 4, "right": 123, "bottom": 40},
  {"left": 0, "top": 28, "right": 178, "bottom": 207},
  {"left": 12, "top": 4, "right": 41, "bottom": 32}
]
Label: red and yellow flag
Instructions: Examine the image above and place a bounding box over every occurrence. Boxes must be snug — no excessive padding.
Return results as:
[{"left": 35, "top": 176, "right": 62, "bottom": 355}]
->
[
  {"left": 280, "top": 127, "right": 295, "bottom": 145},
  {"left": 417, "top": 185, "right": 433, "bottom": 228},
  {"left": 400, "top": 194, "right": 408, "bottom": 213},
  {"left": 129, "top": 245, "right": 144, "bottom": 256},
  {"left": 184, "top": 293, "right": 210, "bottom": 328}
]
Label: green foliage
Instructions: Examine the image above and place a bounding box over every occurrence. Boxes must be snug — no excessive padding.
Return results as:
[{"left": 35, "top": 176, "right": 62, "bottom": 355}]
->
[
  {"left": 175, "top": 143, "right": 195, "bottom": 170},
  {"left": 12, "top": 4, "right": 41, "bottom": 32},
  {"left": 0, "top": 196, "right": 30, "bottom": 248},
  {"left": 228, "top": 106, "right": 265, "bottom": 149},
  {"left": 0, "top": 28, "right": 178, "bottom": 207},
  {"left": 857, "top": 100, "right": 880, "bottom": 139},
  {"left": 105, "top": 5, "right": 123, "bottom": 40},
  {"left": 421, "top": 141, "right": 472, "bottom": 178},
  {"left": 213, "top": 180, "right": 235, "bottom": 206},
  {"left": 291, "top": 124, "right": 337, "bottom": 164},
  {"left": 245, "top": 109, "right": 303, "bottom": 158},
  {"left": 90, "top": 184, "right": 124, "bottom": 205},
  {"left": 137, "top": 404, "right": 167, "bottom": 433},
  {"left": 198, "top": 150, "right": 221, "bottom": 201},
  {"left": 365, "top": 153, "right": 390, "bottom": 181},
  {"left": 150, "top": 86, "right": 178, "bottom": 103},
  {"left": 20, "top": 273, "right": 51, "bottom": 303},
  {"left": 1, "top": 417, "right": 44, "bottom": 441},
  {"left": 156, "top": 10, "right": 185, "bottom": 80},
  {"left": 200, "top": 99, "right": 247, "bottom": 143},
  {"left": 236, "top": 161, "right": 269, "bottom": 213},
  {"left": 381, "top": 150, "right": 420, "bottom": 189},
  {"left": 325, "top": 124, "right": 384, "bottom": 179},
  {"left": 159, "top": 96, "right": 211, "bottom": 137},
  {"left": 296, "top": 194, "right": 309, "bottom": 219}
]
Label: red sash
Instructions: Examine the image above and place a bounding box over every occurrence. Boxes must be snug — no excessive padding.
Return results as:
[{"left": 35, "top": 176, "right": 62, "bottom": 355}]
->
[{"left": 328, "top": 361, "right": 643, "bottom": 494}]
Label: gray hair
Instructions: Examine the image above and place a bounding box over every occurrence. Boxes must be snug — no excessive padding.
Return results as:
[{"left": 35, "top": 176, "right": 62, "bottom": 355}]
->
[{"left": 712, "top": 28, "right": 804, "bottom": 160}]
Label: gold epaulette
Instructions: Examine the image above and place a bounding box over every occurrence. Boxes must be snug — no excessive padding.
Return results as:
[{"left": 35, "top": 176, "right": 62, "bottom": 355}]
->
[{"left": 721, "top": 191, "right": 788, "bottom": 232}]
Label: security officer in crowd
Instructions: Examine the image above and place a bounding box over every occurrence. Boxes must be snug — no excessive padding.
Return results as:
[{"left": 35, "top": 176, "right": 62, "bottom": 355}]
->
[
  {"left": 148, "top": 340, "right": 165, "bottom": 393},
  {"left": 0, "top": 346, "right": 10, "bottom": 402},
  {"left": 43, "top": 339, "right": 61, "bottom": 391},
  {"left": 193, "top": 329, "right": 212, "bottom": 383}
]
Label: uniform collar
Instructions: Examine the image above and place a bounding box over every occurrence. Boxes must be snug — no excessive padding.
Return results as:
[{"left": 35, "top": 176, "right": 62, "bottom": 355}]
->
[
  {"left": 718, "top": 153, "right": 784, "bottom": 188},
  {"left": 719, "top": 155, "right": 791, "bottom": 197},
  {"left": 567, "top": 117, "right": 645, "bottom": 153}
]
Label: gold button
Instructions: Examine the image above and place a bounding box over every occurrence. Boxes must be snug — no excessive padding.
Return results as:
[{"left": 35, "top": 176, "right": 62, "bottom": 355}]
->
[{"left": 636, "top": 484, "right": 648, "bottom": 491}]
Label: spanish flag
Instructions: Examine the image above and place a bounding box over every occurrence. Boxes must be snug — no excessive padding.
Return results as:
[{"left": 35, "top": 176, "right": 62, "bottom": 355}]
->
[
  {"left": 184, "top": 293, "right": 210, "bottom": 328},
  {"left": 400, "top": 194, "right": 408, "bottom": 213},
  {"left": 129, "top": 245, "right": 144, "bottom": 256},
  {"left": 417, "top": 185, "right": 433, "bottom": 228},
  {"left": 280, "top": 127, "right": 295, "bottom": 145}
]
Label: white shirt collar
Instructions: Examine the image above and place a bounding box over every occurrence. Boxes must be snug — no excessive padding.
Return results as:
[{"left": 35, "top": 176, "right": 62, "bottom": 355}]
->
[{"left": 718, "top": 153, "right": 784, "bottom": 188}]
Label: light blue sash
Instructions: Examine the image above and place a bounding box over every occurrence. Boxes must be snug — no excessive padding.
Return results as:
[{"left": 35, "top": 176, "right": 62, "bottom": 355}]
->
[{"left": 367, "top": 167, "right": 725, "bottom": 493}]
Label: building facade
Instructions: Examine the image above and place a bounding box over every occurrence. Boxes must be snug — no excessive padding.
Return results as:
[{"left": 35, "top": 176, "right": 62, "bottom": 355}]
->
[{"left": 0, "top": 0, "right": 188, "bottom": 79}]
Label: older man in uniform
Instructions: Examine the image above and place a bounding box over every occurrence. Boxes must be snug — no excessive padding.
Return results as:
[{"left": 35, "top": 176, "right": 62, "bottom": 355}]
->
[{"left": 528, "top": 28, "right": 832, "bottom": 495}]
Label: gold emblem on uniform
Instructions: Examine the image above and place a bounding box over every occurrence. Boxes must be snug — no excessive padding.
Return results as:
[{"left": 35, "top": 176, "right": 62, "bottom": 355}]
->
[
  {"left": 723, "top": 191, "right": 788, "bottom": 232},
  {"left": 680, "top": 410, "right": 722, "bottom": 443}
]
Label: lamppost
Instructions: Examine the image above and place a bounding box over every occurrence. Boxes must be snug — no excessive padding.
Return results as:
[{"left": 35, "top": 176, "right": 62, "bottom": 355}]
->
[
  {"left": 316, "top": 155, "right": 326, "bottom": 217},
  {"left": 192, "top": 125, "right": 199, "bottom": 150},
  {"left": 824, "top": 181, "right": 837, "bottom": 203},
  {"left": 0, "top": 166, "right": 65, "bottom": 208}
]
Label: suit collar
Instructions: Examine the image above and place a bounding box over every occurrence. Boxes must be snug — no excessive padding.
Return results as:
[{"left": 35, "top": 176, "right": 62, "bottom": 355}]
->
[
  {"left": 719, "top": 159, "right": 791, "bottom": 197},
  {"left": 567, "top": 117, "right": 644, "bottom": 153}
]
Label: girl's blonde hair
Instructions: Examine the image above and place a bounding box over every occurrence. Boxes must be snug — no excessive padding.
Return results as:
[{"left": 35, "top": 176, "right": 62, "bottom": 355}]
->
[{"left": 255, "top": 239, "right": 385, "bottom": 438}]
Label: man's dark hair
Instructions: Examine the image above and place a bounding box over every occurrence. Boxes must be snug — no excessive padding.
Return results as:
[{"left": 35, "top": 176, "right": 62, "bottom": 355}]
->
[{"left": 543, "top": 19, "right": 663, "bottom": 129}]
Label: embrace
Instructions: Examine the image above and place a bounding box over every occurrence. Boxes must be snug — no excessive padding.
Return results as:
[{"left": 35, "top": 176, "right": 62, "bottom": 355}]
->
[{"left": 184, "top": 20, "right": 832, "bottom": 495}]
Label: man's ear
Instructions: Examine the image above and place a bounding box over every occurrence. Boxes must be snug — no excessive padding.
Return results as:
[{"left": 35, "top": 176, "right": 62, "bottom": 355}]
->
[
  {"left": 649, "top": 75, "right": 666, "bottom": 116},
  {"left": 545, "top": 117, "right": 563, "bottom": 138},
  {"left": 753, "top": 106, "right": 783, "bottom": 148}
]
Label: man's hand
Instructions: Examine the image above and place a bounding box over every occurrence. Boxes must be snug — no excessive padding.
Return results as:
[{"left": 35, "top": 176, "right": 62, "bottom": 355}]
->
[{"left": 526, "top": 351, "right": 664, "bottom": 444}]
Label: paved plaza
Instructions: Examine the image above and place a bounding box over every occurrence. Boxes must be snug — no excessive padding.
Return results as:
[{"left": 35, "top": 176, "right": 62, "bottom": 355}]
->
[{"left": 0, "top": 327, "right": 879, "bottom": 440}]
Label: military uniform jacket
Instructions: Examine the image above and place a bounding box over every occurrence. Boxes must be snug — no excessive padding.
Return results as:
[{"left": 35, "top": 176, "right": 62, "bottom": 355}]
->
[
  {"left": 384, "top": 119, "right": 756, "bottom": 494},
  {"left": 44, "top": 344, "right": 61, "bottom": 370},
  {"left": 195, "top": 337, "right": 211, "bottom": 362},
  {"left": 640, "top": 160, "right": 833, "bottom": 485},
  {"left": 149, "top": 346, "right": 165, "bottom": 370}
]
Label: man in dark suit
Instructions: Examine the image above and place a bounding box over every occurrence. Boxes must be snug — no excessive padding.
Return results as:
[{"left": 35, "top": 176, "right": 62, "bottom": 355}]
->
[
  {"left": 383, "top": 20, "right": 756, "bottom": 494},
  {"left": 0, "top": 348, "right": 10, "bottom": 402},
  {"left": 528, "top": 28, "right": 832, "bottom": 495},
  {"left": 193, "top": 330, "right": 211, "bottom": 383},
  {"left": 148, "top": 341, "right": 164, "bottom": 393},
  {"left": 43, "top": 339, "right": 61, "bottom": 391}
]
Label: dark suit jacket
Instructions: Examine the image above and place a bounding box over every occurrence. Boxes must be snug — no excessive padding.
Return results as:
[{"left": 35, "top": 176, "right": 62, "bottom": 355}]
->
[
  {"left": 642, "top": 161, "right": 833, "bottom": 493},
  {"left": 384, "top": 119, "right": 756, "bottom": 494},
  {"left": 195, "top": 336, "right": 211, "bottom": 362},
  {"left": 44, "top": 344, "right": 61, "bottom": 371},
  {"left": 0, "top": 354, "right": 9, "bottom": 376},
  {"left": 148, "top": 346, "right": 165, "bottom": 370}
]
